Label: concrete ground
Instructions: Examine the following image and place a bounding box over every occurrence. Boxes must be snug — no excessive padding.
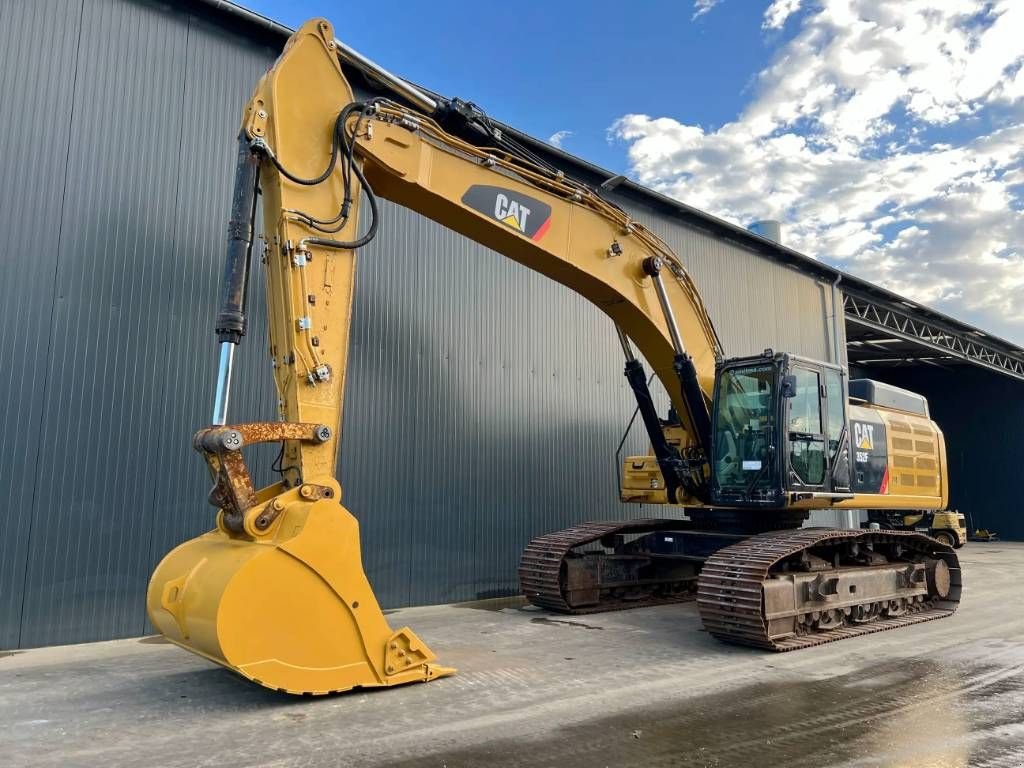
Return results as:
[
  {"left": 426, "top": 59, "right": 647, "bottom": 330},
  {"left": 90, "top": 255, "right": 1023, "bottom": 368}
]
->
[{"left": 2, "top": 544, "right": 1024, "bottom": 768}]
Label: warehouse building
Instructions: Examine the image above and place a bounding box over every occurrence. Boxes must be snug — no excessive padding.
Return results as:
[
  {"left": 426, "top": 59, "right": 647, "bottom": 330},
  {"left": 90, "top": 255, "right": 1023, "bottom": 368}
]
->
[{"left": 1, "top": 0, "right": 1021, "bottom": 649}]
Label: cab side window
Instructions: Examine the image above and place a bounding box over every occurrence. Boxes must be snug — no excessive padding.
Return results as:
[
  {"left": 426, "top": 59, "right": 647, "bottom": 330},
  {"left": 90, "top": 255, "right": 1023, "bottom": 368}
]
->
[
  {"left": 789, "top": 368, "right": 822, "bottom": 434},
  {"left": 825, "top": 370, "right": 844, "bottom": 462},
  {"left": 788, "top": 368, "right": 825, "bottom": 485}
]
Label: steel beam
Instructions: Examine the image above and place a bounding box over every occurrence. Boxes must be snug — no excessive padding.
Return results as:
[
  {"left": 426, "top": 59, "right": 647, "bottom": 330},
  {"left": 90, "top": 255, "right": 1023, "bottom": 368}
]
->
[{"left": 844, "top": 293, "right": 1024, "bottom": 381}]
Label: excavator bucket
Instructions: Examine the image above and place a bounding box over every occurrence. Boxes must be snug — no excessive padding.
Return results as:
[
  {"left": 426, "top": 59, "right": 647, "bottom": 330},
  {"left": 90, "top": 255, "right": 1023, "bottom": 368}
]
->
[{"left": 147, "top": 492, "right": 454, "bottom": 695}]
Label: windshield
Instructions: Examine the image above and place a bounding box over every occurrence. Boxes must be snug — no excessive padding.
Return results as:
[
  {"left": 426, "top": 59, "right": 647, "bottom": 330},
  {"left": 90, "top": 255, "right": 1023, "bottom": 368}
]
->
[{"left": 714, "top": 365, "right": 775, "bottom": 490}]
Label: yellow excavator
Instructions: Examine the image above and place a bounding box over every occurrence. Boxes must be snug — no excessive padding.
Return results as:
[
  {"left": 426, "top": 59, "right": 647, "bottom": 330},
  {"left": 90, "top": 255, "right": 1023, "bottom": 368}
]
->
[{"left": 147, "top": 19, "right": 962, "bottom": 695}]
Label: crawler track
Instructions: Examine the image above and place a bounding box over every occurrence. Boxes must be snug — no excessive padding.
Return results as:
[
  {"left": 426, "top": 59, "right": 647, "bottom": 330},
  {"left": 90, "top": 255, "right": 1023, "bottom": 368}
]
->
[
  {"left": 697, "top": 528, "right": 962, "bottom": 651},
  {"left": 518, "top": 519, "right": 702, "bottom": 614}
]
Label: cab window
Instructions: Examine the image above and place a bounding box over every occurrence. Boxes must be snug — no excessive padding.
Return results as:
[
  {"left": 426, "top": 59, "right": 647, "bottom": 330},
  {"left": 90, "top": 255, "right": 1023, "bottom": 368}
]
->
[
  {"left": 825, "top": 369, "right": 844, "bottom": 462},
  {"left": 713, "top": 366, "right": 774, "bottom": 490},
  {"left": 789, "top": 368, "right": 822, "bottom": 434},
  {"left": 788, "top": 368, "right": 825, "bottom": 485}
]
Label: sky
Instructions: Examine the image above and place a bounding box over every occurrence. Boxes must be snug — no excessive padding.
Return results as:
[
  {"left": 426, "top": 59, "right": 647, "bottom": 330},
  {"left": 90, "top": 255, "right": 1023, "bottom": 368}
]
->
[{"left": 243, "top": 0, "right": 1024, "bottom": 343}]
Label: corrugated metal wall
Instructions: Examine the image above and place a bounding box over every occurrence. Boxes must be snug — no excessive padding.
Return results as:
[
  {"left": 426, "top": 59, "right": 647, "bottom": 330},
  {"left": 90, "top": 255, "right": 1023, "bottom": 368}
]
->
[{"left": 0, "top": 0, "right": 842, "bottom": 648}]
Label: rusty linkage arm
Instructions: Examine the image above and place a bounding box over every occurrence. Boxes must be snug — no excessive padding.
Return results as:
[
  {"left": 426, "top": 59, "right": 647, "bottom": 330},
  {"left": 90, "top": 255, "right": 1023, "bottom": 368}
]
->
[{"left": 194, "top": 421, "right": 333, "bottom": 532}]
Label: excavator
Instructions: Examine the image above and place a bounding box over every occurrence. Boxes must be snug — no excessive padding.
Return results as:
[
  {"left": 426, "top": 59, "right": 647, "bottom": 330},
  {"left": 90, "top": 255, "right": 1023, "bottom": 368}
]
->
[{"left": 147, "top": 19, "right": 962, "bottom": 695}]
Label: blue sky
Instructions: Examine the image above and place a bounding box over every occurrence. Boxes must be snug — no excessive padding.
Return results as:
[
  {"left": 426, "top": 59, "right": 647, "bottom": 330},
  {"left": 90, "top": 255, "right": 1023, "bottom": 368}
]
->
[
  {"left": 241, "top": 1, "right": 1024, "bottom": 343},
  {"left": 241, "top": 0, "right": 784, "bottom": 171}
]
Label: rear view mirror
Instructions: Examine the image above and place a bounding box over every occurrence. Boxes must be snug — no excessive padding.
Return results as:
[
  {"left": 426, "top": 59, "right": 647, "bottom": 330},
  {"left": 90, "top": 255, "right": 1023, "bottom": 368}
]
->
[{"left": 781, "top": 374, "right": 797, "bottom": 398}]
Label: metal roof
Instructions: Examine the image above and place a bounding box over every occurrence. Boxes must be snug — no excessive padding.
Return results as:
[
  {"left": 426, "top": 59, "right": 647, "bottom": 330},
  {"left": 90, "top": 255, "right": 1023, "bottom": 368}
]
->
[{"left": 192, "top": 0, "right": 1024, "bottom": 380}]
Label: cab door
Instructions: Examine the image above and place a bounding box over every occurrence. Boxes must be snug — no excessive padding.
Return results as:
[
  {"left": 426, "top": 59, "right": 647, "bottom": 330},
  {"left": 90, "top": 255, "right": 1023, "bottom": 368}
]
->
[
  {"left": 784, "top": 364, "right": 851, "bottom": 495},
  {"left": 823, "top": 368, "right": 851, "bottom": 491},
  {"left": 785, "top": 366, "right": 828, "bottom": 492}
]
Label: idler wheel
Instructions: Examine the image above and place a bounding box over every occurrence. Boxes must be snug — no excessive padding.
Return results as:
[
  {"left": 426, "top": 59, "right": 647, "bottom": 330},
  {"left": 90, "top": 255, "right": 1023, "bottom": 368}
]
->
[{"left": 926, "top": 558, "right": 951, "bottom": 599}]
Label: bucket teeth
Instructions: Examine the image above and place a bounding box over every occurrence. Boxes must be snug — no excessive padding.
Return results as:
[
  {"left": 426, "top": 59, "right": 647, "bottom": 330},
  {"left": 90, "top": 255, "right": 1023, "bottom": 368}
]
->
[{"left": 383, "top": 627, "right": 457, "bottom": 682}]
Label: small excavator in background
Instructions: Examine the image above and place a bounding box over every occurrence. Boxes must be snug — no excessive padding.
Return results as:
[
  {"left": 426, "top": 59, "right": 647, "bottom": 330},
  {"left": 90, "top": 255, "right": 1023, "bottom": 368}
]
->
[
  {"left": 863, "top": 509, "right": 966, "bottom": 548},
  {"left": 147, "top": 19, "right": 961, "bottom": 695}
]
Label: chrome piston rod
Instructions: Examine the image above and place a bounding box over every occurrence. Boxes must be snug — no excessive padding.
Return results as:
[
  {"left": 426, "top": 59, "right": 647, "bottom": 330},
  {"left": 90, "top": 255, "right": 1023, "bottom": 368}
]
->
[
  {"left": 211, "top": 342, "right": 235, "bottom": 426},
  {"left": 645, "top": 258, "right": 686, "bottom": 356},
  {"left": 615, "top": 325, "right": 637, "bottom": 363},
  {"left": 333, "top": 38, "right": 438, "bottom": 114}
]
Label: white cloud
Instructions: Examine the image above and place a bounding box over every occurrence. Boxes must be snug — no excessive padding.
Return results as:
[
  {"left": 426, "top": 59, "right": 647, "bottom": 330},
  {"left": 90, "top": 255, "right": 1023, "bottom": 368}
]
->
[
  {"left": 763, "top": 0, "right": 802, "bottom": 29},
  {"left": 692, "top": 0, "right": 722, "bottom": 21},
  {"left": 548, "top": 130, "right": 574, "bottom": 148},
  {"left": 612, "top": 0, "right": 1024, "bottom": 342}
]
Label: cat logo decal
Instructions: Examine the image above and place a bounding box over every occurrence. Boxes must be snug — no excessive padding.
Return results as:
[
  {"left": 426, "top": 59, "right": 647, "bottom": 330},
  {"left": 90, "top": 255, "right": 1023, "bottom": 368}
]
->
[{"left": 461, "top": 185, "right": 552, "bottom": 240}]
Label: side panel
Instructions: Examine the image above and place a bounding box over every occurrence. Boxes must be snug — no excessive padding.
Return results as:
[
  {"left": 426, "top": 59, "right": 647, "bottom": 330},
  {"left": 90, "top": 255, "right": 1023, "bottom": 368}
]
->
[
  {"left": 880, "top": 409, "right": 944, "bottom": 502},
  {"left": 850, "top": 406, "right": 888, "bottom": 493},
  {"left": 839, "top": 404, "right": 945, "bottom": 511}
]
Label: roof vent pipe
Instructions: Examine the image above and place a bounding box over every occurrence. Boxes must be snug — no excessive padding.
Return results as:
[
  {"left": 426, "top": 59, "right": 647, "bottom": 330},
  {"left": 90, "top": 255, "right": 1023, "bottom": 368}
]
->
[{"left": 748, "top": 220, "right": 782, "bottom": 243}]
